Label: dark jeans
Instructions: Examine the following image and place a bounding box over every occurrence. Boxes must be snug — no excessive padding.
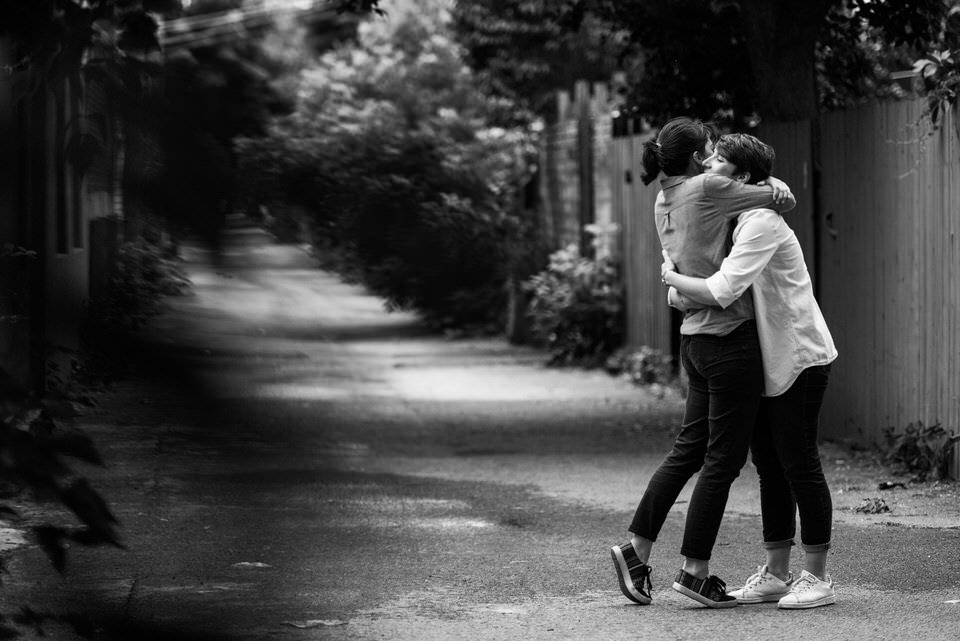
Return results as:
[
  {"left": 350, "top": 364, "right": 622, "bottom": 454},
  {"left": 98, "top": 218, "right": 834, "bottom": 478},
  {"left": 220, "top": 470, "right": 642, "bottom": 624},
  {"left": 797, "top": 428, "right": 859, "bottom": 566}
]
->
[
  {"left": 753, "top": 364, "right": 833, "bottom": 552},
  {"left": 629, "top": 320, "right": 763, "bottom": 560}
]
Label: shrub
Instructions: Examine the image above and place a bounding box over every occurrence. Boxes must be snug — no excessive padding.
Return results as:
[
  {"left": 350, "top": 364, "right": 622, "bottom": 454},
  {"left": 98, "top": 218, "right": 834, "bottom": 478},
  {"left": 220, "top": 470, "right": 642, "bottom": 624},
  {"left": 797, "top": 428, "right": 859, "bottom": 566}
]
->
[
  {"left": 86, "top": 237, "right": 191, "bottom": 334},
  {"left": 883, "top": 421, "right": 959, "bottom": 481},
  {"left": 523, "top": 244, "right": 624, "bottom": 366},
  {"left": 605, "top": 346, "right": 675, "bottom": 386},
  {"left": 0, "top": 385, "right": 123, "bottom": 576}
]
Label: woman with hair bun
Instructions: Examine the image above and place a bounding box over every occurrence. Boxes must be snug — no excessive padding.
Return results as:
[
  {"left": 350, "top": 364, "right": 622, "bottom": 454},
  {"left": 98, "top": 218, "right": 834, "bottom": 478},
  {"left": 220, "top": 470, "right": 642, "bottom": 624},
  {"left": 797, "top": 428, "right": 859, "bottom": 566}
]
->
[{"left": 610, "top": 117, "right": 796, "bottom": 609}]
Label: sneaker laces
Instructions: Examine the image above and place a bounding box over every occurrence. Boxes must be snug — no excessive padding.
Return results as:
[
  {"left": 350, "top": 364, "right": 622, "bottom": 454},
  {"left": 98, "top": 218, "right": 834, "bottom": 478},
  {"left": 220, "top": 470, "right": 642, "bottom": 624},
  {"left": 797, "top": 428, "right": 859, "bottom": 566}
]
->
[
  {"left": 790, "top": 573, "right": 820, "bottom": 593},
  {"left": 634, "top": 564, "right": 653, "bottom": 595},
  {"left": 707, "top": 575, "right": 728, "bottom": 595},
  {"left": 742, "top": 565, "right": 768, "bottom": 590}
]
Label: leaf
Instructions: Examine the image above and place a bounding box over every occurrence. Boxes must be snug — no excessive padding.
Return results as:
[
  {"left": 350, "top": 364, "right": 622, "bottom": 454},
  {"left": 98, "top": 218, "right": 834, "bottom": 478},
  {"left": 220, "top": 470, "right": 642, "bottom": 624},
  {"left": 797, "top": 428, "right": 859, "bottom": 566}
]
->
[
  {"left": 48, "top": 430, "right": 105, "bottom": 466},
  {"left": 69, "top": 526, "right": 125, "bottom": 548},
  {"left": 854, "top": 497, "right": 890, "bottom": 514},
  {"left": 58, "top": 479, "right": 123, "bottom": 547},
  {"left": 915, "top": 58, "right": 940, "bottom": 78},
  {"left": 9, "top": 408, "right": 43, "bottom": 433},
  {"left": 0, "top": 505, "right": 20, "bottom": 520},
  {"left": 32, "top": 525, "right": 68, "bottom": 574}
]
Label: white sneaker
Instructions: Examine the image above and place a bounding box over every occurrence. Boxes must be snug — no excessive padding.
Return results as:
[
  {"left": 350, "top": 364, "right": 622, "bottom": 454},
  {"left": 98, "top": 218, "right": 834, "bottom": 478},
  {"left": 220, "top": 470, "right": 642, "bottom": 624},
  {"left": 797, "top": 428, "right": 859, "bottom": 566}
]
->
[
  {"left": 777, "top": 570, "right": 836, "bottom": 609},
  {"left": 728, "top": 565, "right": 793, "bottom": 603}
]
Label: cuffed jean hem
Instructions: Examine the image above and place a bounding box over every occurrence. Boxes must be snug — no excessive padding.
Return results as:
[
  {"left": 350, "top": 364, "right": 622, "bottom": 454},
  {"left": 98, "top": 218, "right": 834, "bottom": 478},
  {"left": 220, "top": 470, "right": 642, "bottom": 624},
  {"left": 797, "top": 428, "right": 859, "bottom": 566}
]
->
[
  {"left": 627, "top": 528, "right": 655, "bottom": 541},
  {"left": 762, "top": 538, "right": 794, "bottom": 550},
  {"left": 800, "top": 541, "right": 831, "bottom": 553}
]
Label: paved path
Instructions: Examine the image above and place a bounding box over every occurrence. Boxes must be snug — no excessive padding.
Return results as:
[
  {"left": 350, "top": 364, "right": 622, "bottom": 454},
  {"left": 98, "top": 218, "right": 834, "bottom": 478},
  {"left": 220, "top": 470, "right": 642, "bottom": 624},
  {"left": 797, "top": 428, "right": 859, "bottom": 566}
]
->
[{"left": 1, "top": 221, "right": 959, "bottom": 640}]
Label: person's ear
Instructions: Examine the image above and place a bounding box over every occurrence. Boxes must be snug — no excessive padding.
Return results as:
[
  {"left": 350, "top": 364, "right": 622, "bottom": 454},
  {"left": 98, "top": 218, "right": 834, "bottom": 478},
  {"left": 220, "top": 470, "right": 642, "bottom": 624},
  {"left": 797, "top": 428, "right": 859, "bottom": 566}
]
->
[{"left": 735, "top": 171, "right": 751, "bottom": 183}]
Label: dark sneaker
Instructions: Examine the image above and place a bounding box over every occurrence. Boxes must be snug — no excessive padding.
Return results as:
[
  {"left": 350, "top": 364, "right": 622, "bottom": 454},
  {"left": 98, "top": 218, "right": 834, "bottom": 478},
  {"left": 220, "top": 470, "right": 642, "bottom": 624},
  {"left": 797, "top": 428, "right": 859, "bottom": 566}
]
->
[
  {"left": 610, "top": 542, "right": 653, "bottom": 604},
  {"left": 672, "top": 569, "right": 739, "bottom": 608}
]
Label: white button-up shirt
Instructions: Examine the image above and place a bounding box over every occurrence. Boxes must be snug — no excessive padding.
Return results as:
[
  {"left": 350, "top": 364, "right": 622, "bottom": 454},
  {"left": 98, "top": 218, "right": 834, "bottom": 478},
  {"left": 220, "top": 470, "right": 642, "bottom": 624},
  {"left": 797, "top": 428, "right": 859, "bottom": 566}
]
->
[
  {"left": 704, "top": 209, "right": 838, "bottom": 396},
  {"left": 656, "top": 173, "right": 797, "bottom": 336}
]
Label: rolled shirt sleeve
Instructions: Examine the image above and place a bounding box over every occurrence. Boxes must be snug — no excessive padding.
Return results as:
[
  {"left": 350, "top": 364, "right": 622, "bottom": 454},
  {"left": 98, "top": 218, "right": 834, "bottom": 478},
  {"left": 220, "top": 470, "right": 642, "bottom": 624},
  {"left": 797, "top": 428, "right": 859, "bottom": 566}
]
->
[
  {"left": 705, "top": 272, "right": 737, "bottom": 309},
  {"left": 705, "top": 209, "right": 781, "bottom": 309}
]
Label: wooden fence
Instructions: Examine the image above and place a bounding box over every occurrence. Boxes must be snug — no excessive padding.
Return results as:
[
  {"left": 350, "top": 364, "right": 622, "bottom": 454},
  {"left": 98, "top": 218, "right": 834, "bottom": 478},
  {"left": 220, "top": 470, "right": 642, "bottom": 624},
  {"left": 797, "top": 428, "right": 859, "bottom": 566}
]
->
[
  {"left": 817, "top": 101, "right": 960, "bottom": 476},
  {"left": 536, "top": 85, "right": 960, "bottom": 474},
  {"left": 611, "top": 135, "right": 673, "bottom": 354},
  {"left": 609, "top": 100, "right": 960, "bottom": 475}
]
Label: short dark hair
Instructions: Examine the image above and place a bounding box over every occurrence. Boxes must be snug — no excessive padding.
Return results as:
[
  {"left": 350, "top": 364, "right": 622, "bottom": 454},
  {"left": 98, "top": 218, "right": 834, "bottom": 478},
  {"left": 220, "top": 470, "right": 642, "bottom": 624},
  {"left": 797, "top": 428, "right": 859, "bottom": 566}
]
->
[{"left": 714, "top": 133, "right": 775, "bottom": 184}]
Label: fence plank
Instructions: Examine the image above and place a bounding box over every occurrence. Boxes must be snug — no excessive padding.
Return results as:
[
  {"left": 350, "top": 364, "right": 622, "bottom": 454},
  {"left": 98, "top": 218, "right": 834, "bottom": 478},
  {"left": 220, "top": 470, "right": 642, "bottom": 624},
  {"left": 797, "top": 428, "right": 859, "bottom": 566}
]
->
[
  {"left": 756, "top": 121, "right": 816, "bottom": 281},
  {"left": 818, "top": 100, "right": 960, "bottom": 478},
  {"left": 613, "top": 135, "right": 673, "bottom": 355}
]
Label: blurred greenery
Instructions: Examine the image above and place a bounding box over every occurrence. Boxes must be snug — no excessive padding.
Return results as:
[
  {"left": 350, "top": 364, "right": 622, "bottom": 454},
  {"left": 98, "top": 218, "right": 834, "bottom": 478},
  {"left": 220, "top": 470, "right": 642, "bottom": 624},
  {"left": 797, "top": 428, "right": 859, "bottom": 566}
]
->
[
  {"left": 451, "top": 0, "right": 960, "bottom": 127},
  {"left": 884, "top": 421, "right": 960, "bottom": 481},
  {"left": 450, "top": 1, "right": 627, "bottom": 118},
  {"left": 85, "top": 237, "right": 191, "bottom": 335},
  {"left": 236, "top": 0, "right": 539, "bottom": 330},
  {"left": 0, "top": 374, "right": 123, "bottom": 573},
  {"left": 523, "top": 243, "right": 624, "bottom": 367}
]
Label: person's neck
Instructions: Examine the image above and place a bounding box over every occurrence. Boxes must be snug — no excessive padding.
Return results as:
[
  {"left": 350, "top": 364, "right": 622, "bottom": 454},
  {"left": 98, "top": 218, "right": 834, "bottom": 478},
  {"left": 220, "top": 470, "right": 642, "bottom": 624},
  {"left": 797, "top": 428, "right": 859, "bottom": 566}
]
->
[{"left": 684, "top": 158, "right": 703, "bottom": 176}]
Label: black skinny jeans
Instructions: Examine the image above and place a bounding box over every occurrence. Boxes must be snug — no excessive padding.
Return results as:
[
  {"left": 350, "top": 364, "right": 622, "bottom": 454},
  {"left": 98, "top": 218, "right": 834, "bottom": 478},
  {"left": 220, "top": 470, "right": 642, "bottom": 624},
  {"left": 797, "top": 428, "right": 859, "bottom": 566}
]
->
[
  {"left": 630, "top": 320, "right": 764, "bottom": 560},
  {"left": 753, "top": 364, "right": 833, "bottom": 552}
]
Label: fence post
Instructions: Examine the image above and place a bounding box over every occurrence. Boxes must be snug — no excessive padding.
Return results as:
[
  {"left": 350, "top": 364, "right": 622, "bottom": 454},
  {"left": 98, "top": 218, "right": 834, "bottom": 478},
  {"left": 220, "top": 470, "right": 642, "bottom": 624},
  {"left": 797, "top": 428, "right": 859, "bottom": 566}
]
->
[
  {"left": 574, "top": 80, "right": 594, "bottom": 256},
  {"left": 590, "top": 82, "right": 617, "bottom": 261}
]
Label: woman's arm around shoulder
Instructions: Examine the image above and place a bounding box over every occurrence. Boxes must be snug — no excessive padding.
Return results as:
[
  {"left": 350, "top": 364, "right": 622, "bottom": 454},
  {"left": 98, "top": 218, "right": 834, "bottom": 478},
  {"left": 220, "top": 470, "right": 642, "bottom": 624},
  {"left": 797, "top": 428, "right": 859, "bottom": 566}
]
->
[{"left": 702, "top": 173, "right": 796, "bottom": 215}]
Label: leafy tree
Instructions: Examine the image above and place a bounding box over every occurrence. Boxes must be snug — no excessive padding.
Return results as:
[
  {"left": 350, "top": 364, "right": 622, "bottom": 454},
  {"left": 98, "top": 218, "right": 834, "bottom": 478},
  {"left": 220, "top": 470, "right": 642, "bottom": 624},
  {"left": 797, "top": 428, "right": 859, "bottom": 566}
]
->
[
  {"left": 150, "top": 0, "right": 285, "bottom": 245},
  {"left": 0, "top": 0, "right": 173, "bottom": 586},
  {"left": 451, "top": 0, "right": 959, "bottom": 127},
  {"left": 816, "top": 4, "right": 917, "bottom": 112},
  {"left": 908, "top": 4, "right": 960, "bottom": 124},
  {"left": 150, "top": 0, "right": 389, "bottom": 245},
  {"left": 450, "top": 1, "right": 627, "bottom": 117},
  {"left": 236, "top": 0, "right": 537, "bottom": 329},
  {"left": 733, "top": 0, "right": 955, "bottom": 121}
]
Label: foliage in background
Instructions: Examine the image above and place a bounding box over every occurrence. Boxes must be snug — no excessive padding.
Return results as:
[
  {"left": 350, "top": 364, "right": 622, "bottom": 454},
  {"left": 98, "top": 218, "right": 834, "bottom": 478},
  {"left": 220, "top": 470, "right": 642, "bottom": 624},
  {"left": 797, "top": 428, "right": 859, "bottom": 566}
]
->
[
  {"left": 0, "top": 367, "right": 122, "bottom": 636},
  {"left": 604, "top": 346, "right": 675, "bottom": 388},
  {"left": 85, "top": 237, "right": 191, "bottom": 336},
  {"left": 523, "top": 243, "right": 623, "bottom": 366},
  {"left": 450, "top": 0, "right": 959, "bottom": 128},
  {"left": 450, "top": 0, "right": 750, "bottom": 126},
  {"left": 449, "top": 1, "right": 628, "bottom": 117},
  {"left": 0, "top": 1, "right": 386, "bottom": 248},
  {"left": 815, "top": 3, "right": 919, "bottom": 112},
  {"left": 149, "top": 0, "right": 315, "bottom": 246},
  {"left": 884, "top": 421, "right": 960, "bottom": 481},
  {"left": 0, "top": 385, "right": 123, "bottom": 574},
  {"left": 911, "top": 6, "right": 960, "bottom": 131},
  {"left": 236, "top": 0, "right": 537, "bottom": 330}
]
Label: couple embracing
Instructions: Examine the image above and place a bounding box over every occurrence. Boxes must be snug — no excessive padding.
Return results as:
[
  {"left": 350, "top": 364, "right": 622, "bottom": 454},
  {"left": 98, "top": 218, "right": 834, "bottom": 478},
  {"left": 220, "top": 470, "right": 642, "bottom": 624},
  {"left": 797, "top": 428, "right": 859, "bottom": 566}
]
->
[{"left": 610, "top": 118, "right": 838, "bottom": 610}]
